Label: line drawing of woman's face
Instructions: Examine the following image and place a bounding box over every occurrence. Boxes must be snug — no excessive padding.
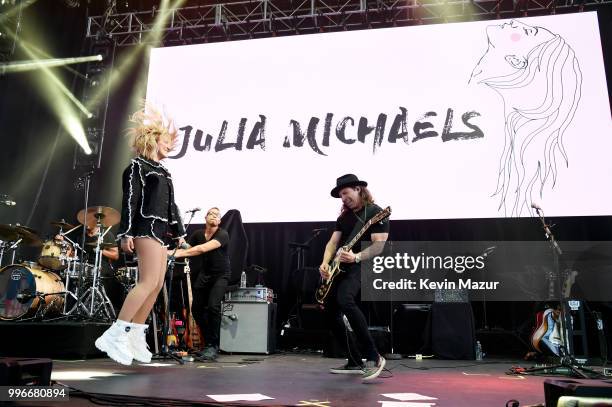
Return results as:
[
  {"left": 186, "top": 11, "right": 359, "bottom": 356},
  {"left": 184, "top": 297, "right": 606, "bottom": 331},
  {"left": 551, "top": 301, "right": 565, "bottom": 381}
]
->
[
  {"left": 470, "top": 19, "right": 582, "bottom": 217},
  {"left": 471, "top": 20, "right": 555, "bottom": 83}
]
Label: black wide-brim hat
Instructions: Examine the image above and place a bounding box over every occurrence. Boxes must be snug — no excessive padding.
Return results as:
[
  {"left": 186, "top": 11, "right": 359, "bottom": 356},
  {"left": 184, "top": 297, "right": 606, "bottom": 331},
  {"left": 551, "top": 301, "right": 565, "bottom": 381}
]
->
[{"left": 331, "top": 174, "right": 368, "bottom": 198}]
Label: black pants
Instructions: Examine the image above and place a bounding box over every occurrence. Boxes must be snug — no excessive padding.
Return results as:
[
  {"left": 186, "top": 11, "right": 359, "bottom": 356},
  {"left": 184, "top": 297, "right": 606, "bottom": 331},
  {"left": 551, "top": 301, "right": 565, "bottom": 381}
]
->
[
  {"left": 192, "top": 275, "right": 228, "bottom": 348},
  {"left": 325, "top": 267, "right": 378, "bottom": 364}
]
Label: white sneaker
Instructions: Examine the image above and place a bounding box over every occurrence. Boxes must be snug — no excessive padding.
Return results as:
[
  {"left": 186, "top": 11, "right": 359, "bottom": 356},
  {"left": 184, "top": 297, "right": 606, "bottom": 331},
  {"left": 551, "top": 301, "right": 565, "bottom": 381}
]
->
[
  {"left": 95, "top": 320, "right": 134, "bottom": 365},
  {"left": 130, "top": 322, "right": 152, "bottom": 363}
]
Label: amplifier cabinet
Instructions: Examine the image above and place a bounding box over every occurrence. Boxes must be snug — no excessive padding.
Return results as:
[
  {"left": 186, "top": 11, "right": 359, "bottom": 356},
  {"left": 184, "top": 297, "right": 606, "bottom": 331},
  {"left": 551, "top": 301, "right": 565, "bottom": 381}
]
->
[{"left": 220, "top": 302, "right": 277, "bottom": 354}]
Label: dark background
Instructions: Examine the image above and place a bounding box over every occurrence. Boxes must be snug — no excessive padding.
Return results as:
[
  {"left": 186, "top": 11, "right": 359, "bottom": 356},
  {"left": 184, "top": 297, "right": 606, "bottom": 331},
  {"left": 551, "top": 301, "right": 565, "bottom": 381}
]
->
[{"left": 0, "top": 2, "right": 611, "bottom": 357}]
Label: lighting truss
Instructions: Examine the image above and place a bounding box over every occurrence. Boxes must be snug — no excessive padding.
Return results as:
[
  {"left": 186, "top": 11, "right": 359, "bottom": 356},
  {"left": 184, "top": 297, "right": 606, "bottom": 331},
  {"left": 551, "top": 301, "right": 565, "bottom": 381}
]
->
[
  {"left": 0, "top": 0, "right": 25, "bottom": 61},
  {"left": 86, "top": 0, "right": 612, "bottom": 46},
  {"left": 73, "top": 37, "right": 116, "bottom": 169}
]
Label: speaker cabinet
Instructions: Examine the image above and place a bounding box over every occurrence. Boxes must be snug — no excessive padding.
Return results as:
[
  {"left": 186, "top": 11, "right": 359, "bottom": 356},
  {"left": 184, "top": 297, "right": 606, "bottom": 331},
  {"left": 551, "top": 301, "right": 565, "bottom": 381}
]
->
[{"left": 220, "top": 302, "right": 277, "bottom": 354}]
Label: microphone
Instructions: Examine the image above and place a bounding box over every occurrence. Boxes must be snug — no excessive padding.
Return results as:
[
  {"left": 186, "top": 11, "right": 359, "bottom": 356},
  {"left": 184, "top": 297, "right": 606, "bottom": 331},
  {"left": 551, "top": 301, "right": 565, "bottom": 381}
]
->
[
  {"left": 16, "top": 292, "right": 35, "bottom": 303},
  {"left": 482, "top": 246, "right": 496, "bottom": 257},
  {"left": 180, "top": 242, "right": 191, "bottom": 250},
  {"left": 185, "top": 207, "right": 201, "bottom": 214},
  {"left": 227, "top": 314, "right": 238, "bottom": 321}
]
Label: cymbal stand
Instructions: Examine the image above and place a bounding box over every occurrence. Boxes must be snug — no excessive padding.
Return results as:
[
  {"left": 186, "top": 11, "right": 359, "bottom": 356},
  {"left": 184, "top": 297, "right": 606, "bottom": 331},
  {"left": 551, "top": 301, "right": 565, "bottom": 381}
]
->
[
  {"left": 57, "top": 228, "right": 89, "bottom": 317},
  {"left": 78, "top": 214, "right": 116, "bottom": 321},
  {"left": 72, "top": 169, "right": 93, "bottom": 319},
  {"left": 0, "top": 240, "right": 6, "bottom": 266},
  {"left": 7, "top": 238, "right": 22, "bottom": 264}
]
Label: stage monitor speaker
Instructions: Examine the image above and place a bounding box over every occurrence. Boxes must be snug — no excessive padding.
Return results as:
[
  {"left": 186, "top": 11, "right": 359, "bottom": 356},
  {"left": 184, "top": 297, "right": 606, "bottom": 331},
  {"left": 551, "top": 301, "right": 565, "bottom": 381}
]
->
[
  {"left": 220, "top": 302, "right": 277, "bottom": 354},
  {"left": 557, "top": 396, "right": 612, "bottom": 406},
  {"left": 431, "top": 302, "right": 475, "bottom": 360},
  {"left": 544, "top": 379, "right": 612, "bottom": 407},
  {"left": 0, "top": 358, "right": 52, "bottom": 386},
  {"left": 394, "top": 304, "right": 431, "bottom": 355}
]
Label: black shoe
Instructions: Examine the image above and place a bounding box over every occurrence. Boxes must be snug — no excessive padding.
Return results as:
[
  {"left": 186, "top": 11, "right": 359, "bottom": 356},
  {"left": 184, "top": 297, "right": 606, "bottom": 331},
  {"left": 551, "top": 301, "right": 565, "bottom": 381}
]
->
[
  {"left": 197, "top": 346, "right": 218, "bottom": 360},
  {"left": 329, "top": 362, "right": 365, "bottom": 374},
  {"left": 362, "top": 355, "right": 386, "bottom": 381}
]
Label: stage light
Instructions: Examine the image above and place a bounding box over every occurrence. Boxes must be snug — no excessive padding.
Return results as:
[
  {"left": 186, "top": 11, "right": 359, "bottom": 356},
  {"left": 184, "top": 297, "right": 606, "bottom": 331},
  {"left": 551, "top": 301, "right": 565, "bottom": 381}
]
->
[
  {"left": 0, "top": 0, "right": 36, "bottom": 24},
  {"left": 84, "top": 0, "right": 186, "bottom": 111},
  {"left": 61, "top": 0, "right": 80, "bottom": 7}
]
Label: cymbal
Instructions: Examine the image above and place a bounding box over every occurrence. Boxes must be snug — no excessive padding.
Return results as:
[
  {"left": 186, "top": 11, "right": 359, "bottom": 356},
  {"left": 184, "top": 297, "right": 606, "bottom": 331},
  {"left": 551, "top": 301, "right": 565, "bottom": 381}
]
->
[
  {"left": 50, "top": 220, "right": 76, "bottom": 230},
  {"left": 0, "top": 224, "right": 18, "bottom": 242},
  {"left": 85, "top": 241, "right": 116, "bottom": 249},
  {"left": 0, "top": 224, "right": 42, "bottom": 246},
  {"left": 77, "top": 206, "right": 120, "bottom": 228}
]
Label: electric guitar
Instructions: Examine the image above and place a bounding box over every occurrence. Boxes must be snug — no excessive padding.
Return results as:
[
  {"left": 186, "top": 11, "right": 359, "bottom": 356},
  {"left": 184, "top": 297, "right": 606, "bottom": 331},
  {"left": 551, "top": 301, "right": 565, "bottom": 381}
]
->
[
  {"left": 184, "top": 259, "right": 202, "bottom": 351},
  {"left": 529, "top": 269, "right": 578, "bottom": 356},
  {"left": 315, "top": 206, "right": 391, "bottom": 304}
]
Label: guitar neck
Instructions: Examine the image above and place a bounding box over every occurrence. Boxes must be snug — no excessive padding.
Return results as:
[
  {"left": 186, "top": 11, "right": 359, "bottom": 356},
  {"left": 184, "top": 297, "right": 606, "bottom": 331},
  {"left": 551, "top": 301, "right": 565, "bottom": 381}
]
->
[
  {"left": 343, "top": 207, "right": 390, "bottom": 251},
  {"left": 184, "top": 259, "right": 194, "bottom": 308}
]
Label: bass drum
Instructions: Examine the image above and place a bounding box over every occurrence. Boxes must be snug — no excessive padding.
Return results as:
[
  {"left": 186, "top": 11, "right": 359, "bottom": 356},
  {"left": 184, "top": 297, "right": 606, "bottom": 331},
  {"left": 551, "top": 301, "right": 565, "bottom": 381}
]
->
[{"left": 0, "top": 263, "right": 65, "bottom": 320}]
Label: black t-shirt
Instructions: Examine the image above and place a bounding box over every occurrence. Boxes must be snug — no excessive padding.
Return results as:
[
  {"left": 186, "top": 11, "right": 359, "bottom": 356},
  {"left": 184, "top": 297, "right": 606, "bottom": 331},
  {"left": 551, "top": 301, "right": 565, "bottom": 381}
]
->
[
  {"left": 67, "top": 228, "right": 117, "bottom": 275},
  {"left": 335, "top": 203, "right": 390, "bottom": 265},
  {"left": 188, "top": 228, "right": 231, "bottom": 286}
]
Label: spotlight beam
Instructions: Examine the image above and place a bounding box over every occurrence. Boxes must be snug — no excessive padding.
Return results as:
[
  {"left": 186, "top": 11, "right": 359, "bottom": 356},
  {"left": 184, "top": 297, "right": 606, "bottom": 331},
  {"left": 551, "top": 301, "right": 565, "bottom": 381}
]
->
[
  {"left": 20, "top": 42, "right": 91, "bottom": 154},
  {"left": 0, "top": 54, "right": 102, "bottom": 75}
]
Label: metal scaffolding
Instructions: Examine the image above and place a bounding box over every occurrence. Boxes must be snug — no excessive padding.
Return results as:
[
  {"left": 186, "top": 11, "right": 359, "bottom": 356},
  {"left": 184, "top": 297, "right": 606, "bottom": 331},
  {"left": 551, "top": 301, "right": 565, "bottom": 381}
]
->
[{"left": 86, "top": 0, "right": 611, "bottom": 46}]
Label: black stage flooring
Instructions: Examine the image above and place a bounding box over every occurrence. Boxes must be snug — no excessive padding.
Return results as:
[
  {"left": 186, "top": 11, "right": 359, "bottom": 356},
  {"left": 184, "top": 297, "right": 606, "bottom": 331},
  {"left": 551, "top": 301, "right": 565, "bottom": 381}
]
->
[{"left": 7, "top": 353, "right": 577, "bottom": 406}]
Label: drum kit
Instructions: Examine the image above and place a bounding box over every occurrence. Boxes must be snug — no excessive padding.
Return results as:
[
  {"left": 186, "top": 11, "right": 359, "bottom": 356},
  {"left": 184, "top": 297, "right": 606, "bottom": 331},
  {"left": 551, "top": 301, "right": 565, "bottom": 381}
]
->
[{"left": 0, "top": 206, "right": 134, "bottom": 322}]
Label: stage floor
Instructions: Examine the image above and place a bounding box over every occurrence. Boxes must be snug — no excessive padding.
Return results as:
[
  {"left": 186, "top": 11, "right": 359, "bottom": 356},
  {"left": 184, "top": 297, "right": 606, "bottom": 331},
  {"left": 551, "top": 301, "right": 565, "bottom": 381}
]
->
[{"left": 9, "top": 353, "right": 562, "bottom": 406}]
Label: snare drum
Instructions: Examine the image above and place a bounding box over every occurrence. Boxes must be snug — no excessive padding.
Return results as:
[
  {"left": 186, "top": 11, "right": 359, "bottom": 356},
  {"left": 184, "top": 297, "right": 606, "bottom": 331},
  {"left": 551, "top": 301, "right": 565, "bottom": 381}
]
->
[
  {"left": 0, "top": 263, "right": 65, "bottom": 320},
  {"left": 115, "top": 266, "right": 138, "bottom": 286},
  {"left": 63, "top": 261, "right": 94, "bottom": 280}
]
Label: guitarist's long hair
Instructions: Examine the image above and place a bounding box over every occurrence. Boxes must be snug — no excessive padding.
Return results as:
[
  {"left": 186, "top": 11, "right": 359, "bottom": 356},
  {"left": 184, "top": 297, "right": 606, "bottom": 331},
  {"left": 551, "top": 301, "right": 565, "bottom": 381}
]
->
[{"left": 340, "top": 187, "right": 374, "bottom": 217}]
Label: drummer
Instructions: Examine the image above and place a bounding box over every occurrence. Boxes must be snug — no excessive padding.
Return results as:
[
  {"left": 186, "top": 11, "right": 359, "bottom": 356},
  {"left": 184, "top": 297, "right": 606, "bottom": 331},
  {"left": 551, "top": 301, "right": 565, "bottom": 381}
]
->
[{"left": 55, "top": 223, "right": 119, "bottom": 273}]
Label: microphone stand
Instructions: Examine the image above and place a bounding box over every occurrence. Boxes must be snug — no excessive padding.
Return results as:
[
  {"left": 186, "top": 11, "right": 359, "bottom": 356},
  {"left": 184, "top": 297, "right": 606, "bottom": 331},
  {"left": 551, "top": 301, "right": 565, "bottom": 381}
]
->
[
  {"left": 517, "top": 207, "right": 601, "bottom": 378},
  {"left": 384, "top": 241, "right": 402, "bottom": 360},
  {"left": 153, "top": 210, "right": 198, "bottom": 365},
  {"left": 72, "top": 169, "right": 94, "bottom": 321},
  {"left": 288, "top": 228, "right": 326, "bottom": 328}
]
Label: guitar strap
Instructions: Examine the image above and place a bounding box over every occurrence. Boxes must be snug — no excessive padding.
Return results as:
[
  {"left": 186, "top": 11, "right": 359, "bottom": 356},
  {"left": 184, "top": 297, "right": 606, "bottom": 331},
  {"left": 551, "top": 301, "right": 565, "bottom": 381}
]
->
[{"left": 343, "top": 204, "right": 384, "bottom": 249}]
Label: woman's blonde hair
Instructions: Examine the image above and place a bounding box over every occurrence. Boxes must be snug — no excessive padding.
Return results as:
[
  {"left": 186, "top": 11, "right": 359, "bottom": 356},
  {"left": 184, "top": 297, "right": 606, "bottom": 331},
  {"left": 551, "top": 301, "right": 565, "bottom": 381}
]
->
[{"left": 126, "top": 105, "right": 178, "bottom": 160}]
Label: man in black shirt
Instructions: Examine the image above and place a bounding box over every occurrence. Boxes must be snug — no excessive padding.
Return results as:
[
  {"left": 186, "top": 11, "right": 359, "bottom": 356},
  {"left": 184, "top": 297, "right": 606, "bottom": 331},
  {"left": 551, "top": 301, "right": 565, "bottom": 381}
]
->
[
  {"left": 173, "top": 207, "right": 230, "bottom": 360},
  {"left": 57, "top": 225, "right": 119, "bottom": 273},
  {"left": 57, "top": 224, "right": 121, "bottom": 309},
  {"left": 319, "top": 174, "right": 389, "bottom": 381}
]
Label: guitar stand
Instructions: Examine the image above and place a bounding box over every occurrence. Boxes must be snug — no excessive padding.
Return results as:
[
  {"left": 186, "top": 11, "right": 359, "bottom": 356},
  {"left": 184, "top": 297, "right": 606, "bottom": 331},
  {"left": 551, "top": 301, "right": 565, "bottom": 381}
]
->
[
  {"left": 511, "top": 351, "right": 602, "bottom": 379},
  {"left": 152, "top": 257, "right": 184, "bottom": 365},
  {"left": 151, "top": 210, "right": 197, "bottom": 365},
  {"left": 509, "top": 208, "right": 604, "bottom": 380}
]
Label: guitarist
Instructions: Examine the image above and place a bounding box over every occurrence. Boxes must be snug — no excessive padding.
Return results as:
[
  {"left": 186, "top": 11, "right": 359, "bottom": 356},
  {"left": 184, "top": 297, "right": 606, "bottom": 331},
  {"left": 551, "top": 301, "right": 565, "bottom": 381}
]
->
[
  {"left": 319, "top": 174, "right": 389, "bottom": 381},
  {"left": 173, "top": 207, "right": 230, "bottom": 361}
]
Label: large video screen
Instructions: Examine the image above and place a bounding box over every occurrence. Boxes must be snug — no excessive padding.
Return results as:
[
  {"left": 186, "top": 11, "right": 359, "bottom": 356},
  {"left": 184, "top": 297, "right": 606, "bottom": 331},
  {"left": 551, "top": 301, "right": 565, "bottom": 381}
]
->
[{"left": 146, "top": 12, "right": 612, "bottom": 222}]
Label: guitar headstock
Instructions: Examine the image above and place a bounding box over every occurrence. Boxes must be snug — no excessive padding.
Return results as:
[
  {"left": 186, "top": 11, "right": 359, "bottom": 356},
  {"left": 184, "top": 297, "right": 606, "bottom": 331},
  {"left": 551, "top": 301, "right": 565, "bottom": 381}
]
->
[{"left": 369, "top": 206, "right": 391, "bottom": 225}]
